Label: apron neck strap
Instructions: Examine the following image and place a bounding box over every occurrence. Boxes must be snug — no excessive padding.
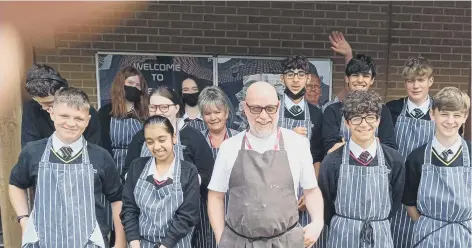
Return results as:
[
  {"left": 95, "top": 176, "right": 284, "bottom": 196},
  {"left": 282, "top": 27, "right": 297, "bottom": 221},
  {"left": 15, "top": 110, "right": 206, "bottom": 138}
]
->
[
  {"left": 461, "top": 138, "right": 470, "bottom": 167},
  {"left": 242, "top": 128, "right": 282, "bottom": 151},
  {"left": 41, "top": 136, "right": 89, "bottom": 164}
]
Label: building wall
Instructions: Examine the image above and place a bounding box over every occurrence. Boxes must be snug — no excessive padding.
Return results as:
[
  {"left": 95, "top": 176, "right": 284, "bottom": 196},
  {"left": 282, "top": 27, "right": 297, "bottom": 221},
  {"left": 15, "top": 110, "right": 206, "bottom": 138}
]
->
[{"left": 34, "top": 1, "right": 471, "bottom": 106}]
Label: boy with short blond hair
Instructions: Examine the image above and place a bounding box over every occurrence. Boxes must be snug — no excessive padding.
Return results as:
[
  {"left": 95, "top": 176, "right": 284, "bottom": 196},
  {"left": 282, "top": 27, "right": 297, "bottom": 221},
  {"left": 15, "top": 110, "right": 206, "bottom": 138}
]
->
[
  {"left": 386, "top": 56, "right": 437, "bottom": 248},
  {"left": 402, "top": 87, "right": 471, "bottom": 248}
]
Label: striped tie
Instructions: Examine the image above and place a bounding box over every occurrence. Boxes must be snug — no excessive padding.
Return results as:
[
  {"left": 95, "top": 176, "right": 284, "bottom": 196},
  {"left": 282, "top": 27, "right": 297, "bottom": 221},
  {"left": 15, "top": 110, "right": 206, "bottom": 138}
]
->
[
  {"left": 411, "top": 108, "right": 423, "bottom": 118},
  {"left": 441, "top": 149, "right": 453, "bottom": 161},
  {"left": 290, "top": 105, "right": 302, "bottom": 115},
  {"left": 59, "top": 146, "right": 73, "bottom": 160},
  {"left": 358, "top": 151, "right": 372, "bottom": 164}
]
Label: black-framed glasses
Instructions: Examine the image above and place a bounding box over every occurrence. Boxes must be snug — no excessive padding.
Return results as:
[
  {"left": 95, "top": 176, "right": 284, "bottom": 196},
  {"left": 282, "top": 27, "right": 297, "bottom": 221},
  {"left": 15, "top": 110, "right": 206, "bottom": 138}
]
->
[
  {"left": 284, "top": 71, "right": 307, "bottom": 79},
  {"left": 348, "top": 114, "right": 379, "bottom": 125},
  {"left": 245, "top": 103, "right": 279, "bottom": 114},
  {"left": 149, "top": 104, "right": 176, "bottom": 113}
]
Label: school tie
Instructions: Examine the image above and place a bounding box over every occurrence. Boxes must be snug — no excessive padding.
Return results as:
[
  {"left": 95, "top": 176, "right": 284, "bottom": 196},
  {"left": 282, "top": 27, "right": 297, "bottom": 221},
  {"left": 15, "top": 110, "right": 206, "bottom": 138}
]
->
[
  {"left": 59, "top": 146, "right": 73, "bottom": 160},
  {"left": 358, "top": 151, "right": 372, "bottom": 164},
  {"left": 441, "top": 149, "right": 453, "bottom": 161},
  {"left": 411, "top": 108, "right": 424, "bottom": 118},
  {"left": 290, "top": 105, "right": 302, "bottom": 115}
]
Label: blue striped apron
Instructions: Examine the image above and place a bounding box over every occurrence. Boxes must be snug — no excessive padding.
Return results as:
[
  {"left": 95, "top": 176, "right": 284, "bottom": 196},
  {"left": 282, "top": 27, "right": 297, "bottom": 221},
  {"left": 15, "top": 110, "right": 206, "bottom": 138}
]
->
[
  {"left": 390, "top": 98, "right": 435, "bottom": 248},
  {"left": 193, "top": 128, "right": 239, "bottom": 248},
  {"left": 277, "top": 95, "right": 328, "bottom": 248},
  {"left": 411, "top": 139, "right": 471, "bottom": 248},
  {"left": 105, "top": 117, "right": 141, "bottom": 231},
  {"left": 22, "top": 137, "right": 106, "bottom": 248},
  {"left": 327, "top": 140, "right": 394, "bottom": 248},
  {"left": 134, "top": 148, "right": 192, "bottom": 248}
]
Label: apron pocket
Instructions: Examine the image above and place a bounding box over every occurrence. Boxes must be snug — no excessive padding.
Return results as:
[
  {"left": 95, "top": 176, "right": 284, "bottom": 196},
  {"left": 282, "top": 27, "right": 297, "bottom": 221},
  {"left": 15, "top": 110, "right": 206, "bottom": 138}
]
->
[
  {"left": 21, "top": 216, "right": 39, "bottom": 247},
  {"left": 89, "top": 222, "right": 106, "bottom": 248}
]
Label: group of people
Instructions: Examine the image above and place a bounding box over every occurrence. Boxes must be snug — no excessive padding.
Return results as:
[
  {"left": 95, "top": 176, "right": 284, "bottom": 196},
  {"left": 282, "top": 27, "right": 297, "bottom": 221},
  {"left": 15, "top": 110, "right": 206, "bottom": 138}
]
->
[{"left": 7, "top": 32, "right": 471, "bottom": 248}]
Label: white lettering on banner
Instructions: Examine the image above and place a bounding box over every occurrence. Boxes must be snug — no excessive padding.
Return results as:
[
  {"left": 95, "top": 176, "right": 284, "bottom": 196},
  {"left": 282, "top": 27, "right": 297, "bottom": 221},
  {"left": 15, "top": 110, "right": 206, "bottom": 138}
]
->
[
  {"left": 151, "top": 74, "right": 164, "bottom": 81},
  {"left": 133, "top": 63, "right": 182, "bottom": 72}
]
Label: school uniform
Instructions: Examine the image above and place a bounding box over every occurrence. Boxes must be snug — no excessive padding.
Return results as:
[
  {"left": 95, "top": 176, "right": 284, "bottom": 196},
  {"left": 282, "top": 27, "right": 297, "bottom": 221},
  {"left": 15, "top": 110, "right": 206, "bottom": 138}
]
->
[
  {"left": 10, "top": 133, "right": 122, "bottom": 248},
  {"left": 277, "top": 95, "right": 325, "bottom": 245},
  {"left": 322, "top": 102, "right": 398, "bottom": 153},
  {"left": 193, "top": 128, "right": 240, "bottom": 248},
  {"left": 209, "top": 128, "right": 318, "bottom": 247},
  {"left": 120, "top": 154, "right": 200, "bottom": 248},
  {"left": 402, "top": 137, "right": 472, "bottom": 248},
  {"left": 123, "top": 121, "right": 214, "bottom": 247},
  {"left": 21, "top": 99, "right": 102, "bottom": 148},
  {"left": 318, "top": 139, "right": 405, "bottom": 248},
  {"left": 386, "top": 97, "right": 436, "bottom": 248},
  {"left": 180, "top": 112, "right": 207, "bottom": 132},
  {"left": 123, "top": 121, "right": 214, "bottom": 193}
]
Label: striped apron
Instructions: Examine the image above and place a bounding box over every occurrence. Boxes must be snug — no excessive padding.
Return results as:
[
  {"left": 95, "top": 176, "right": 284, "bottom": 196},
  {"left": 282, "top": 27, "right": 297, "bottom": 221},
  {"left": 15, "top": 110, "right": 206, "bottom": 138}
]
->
[
  {"left": 277, "top": 95, "right": 327, "bottom": 248},
  {"left": 411, "top": 139, "right": 472, "bottom": 248},
  {"left": 193, "top": 128, "right": 239, "bottom": 248},
  {"left": 105, "top": 117, "right": 141, "bottom": 231},
  {"left": 391, "top": 99, "right": 435, "bottom": 248},
  {"left": 134, "top": 149, "right": 192, "bottom": 248},
  {"left": 327, "top": 140, "right": 393, "bottom": 248},
  {"left": 182, "top": 117, "right": 207, "bottom": 132},
  {"left": 22, "top": 137, "right": 106, "bottom": 248}
]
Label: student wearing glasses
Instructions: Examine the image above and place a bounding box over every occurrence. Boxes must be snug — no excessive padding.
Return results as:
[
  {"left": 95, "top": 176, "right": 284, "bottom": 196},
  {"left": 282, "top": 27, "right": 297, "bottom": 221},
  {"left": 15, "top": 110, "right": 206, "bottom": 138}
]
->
[
  {"left": 318, "top": 90, "right": 405, "bottom": 248},
  {"left": 278, "top": 55, "right": 325, "bottom": 247}
]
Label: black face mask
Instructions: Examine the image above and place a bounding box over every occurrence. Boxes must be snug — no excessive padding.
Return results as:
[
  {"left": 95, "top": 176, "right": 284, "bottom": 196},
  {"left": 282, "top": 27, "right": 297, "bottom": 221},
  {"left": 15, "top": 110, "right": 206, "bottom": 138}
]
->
[
  {"left": 284, "top": 87, "right": 306, "bottom": 100},
  {"left": 182, "top": 92, "right": 199, "bottom": 107},
  {"left": 124, "top": 85, "right": 141, "bottom": 102}
]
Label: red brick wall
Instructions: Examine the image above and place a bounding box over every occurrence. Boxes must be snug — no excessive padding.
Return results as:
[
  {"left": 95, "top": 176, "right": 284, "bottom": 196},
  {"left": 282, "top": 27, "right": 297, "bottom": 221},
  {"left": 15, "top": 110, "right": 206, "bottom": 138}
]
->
[{"left": 34, "top": 1, "right": 471, "bottom": 106}]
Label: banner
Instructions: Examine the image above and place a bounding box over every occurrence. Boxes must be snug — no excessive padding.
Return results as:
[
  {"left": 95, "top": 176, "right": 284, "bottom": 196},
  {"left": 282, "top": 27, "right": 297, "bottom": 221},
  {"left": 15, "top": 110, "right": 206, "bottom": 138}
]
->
[{"left": 96, "top": 53, "right": 214, "bottom": 107}]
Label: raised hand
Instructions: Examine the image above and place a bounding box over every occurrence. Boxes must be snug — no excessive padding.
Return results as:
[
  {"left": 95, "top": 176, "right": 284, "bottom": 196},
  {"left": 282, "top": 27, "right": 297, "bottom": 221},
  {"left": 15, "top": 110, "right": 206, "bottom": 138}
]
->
[{"left": 329, "top": 31, "right": 353, "bottom": 57}]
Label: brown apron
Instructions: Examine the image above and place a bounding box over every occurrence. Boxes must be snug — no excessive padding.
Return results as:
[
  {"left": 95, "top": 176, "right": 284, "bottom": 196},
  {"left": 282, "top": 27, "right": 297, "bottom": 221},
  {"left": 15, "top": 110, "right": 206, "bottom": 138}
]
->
[{"left": 219, "top": 129, "right": 304, "bottom": 248}]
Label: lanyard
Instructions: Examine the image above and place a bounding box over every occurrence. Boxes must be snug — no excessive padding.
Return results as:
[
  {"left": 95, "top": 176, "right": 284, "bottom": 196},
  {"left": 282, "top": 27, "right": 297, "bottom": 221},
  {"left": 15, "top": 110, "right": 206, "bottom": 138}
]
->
[
  {"left": 244, "top": 128, "right": 281, "bottom": 151},
  {"left": 208, "top": 131, "right": 228, "bottom": 148}
]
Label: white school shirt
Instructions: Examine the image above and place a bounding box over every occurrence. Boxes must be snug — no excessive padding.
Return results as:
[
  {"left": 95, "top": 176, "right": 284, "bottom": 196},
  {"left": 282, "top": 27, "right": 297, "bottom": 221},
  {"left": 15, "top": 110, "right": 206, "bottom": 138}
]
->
[
  {"left": 407, "top": 97, "right": 430, "bottom": 116},
  {"left": 432, "top": 135, "right": 462, "bottom": 161},
  {"left": 52, "top": 133, "right": 83, "bottom": 158},
  {"left": 208, "top": 128, "right": 318, "bottom": 198}
]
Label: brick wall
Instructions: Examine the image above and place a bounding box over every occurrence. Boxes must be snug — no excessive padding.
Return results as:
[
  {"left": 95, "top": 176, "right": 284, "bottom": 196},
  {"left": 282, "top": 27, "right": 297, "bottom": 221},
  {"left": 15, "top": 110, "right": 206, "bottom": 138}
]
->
[{"left": 34, "top": 1, "right": 471, "bottom": 106}]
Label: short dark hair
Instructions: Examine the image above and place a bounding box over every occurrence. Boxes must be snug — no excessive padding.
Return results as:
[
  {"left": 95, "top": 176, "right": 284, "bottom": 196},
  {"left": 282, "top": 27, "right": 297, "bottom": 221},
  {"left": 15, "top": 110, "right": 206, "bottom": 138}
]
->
[
  {"left": 345, "top": 54, "right": 377, "bottom": 78},
  {"left": 282, "top": 55, "right": 310, "bottom": 72},
  {"left": 143, "top": 115, "right": 175, "bottom": 136},
  {"left": 342, "top": 90, "right": 382, "bottom": 120},
  {"left": 25, "top": 64, "right": 68, "bottom": 97}
]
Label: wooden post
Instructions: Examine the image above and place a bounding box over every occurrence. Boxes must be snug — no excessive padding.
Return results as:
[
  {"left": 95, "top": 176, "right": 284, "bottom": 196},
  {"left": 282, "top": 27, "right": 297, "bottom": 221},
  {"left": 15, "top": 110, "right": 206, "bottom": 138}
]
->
[{"left": 0, "top": 25, "right": 31, "bottom": 248}]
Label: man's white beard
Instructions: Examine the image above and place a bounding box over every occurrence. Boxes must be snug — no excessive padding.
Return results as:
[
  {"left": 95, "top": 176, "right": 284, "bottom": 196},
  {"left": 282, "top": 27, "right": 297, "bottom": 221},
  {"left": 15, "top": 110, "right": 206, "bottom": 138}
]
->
[{"left": 248, "top": 119, "right": 278, "bottom": 139}]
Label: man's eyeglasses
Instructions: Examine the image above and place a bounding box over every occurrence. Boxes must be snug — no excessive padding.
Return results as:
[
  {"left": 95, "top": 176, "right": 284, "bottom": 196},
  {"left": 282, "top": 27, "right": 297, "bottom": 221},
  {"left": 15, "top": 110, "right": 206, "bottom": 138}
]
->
[
  {"left": 245, "top": 103, "right": 278, "bottom": 114},
  {"left": 348, "top": 114, "right": 379, "bottom": 125},
  {"left": 149, "top": 104, "right": 176, "bottom": 113},
  {"left": 284, "top": 71, "right": 307, "bottom": 79},
  {"left": 306, "top": 84, "right": 321, "bottom": 91}
]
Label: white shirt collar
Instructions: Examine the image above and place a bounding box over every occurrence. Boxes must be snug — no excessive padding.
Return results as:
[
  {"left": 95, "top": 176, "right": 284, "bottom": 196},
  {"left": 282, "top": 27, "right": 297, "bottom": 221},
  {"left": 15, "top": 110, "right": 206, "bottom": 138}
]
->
[
  {"left": 52, "top": 132, "right": 83, "bottom": 157},
  {"left": 284, "top": 94, "right": 305, "bottom": 111},
  {"left": 407, "top": 97, "right": 430, "bottom": 116},
  {"left": 148, "top": 157, "right": 176, "bottom": 181},
  {"left": 432, "top": 136, "right": 462, "bottom": 159},
  {"left": 183, "top": 112, "right": 203, "bottom": 121},
  {"left": 349, "top": 139, "right": 377, "bottom": 159}
]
